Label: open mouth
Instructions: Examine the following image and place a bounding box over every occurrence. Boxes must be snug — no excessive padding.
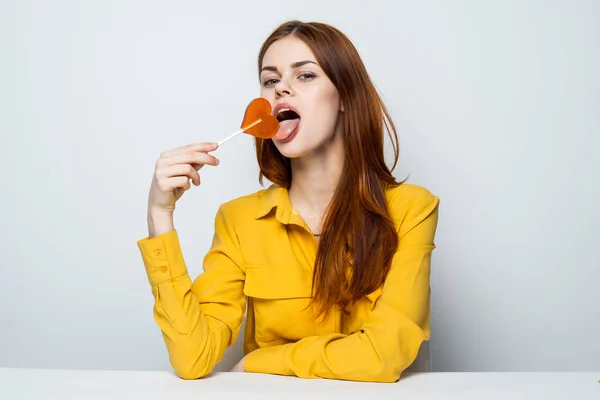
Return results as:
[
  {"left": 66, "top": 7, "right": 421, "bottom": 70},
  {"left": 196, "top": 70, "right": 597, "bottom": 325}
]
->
[
  {"left": 275, "top": 108, "right": 301, "bottom": 141},
  {"left": 276, "top": 109, "right": 301, "bottom": 122}
]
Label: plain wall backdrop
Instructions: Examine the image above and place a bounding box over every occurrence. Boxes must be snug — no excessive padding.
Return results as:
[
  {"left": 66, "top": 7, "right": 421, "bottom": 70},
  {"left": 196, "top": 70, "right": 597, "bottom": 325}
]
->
[{"left": 1, "top": 0, "right": 598, "bottom": 373}]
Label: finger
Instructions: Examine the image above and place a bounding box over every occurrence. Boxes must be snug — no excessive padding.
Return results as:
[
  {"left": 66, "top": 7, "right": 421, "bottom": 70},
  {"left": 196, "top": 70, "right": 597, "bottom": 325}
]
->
[
  {"left": 161, "top": 176, "right": 191, "bottom": 192},
  {"left": 162, "top": 151, "right": 220, "bottom": 168},
  {"left": 161, "top": 164, "right": 201, "bottom": 186},
  {"left": 160, "top": 142, "right": 218, "bottom": 158}
]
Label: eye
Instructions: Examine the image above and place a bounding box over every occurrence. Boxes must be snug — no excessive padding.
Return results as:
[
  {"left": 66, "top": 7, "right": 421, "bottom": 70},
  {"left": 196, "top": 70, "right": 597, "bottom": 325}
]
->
[
  {"left": 262, "top": 78, "right": 279, "bottom": 87},
  {"left": 298, "top": 72, "right": 316, "bottom": 81}
]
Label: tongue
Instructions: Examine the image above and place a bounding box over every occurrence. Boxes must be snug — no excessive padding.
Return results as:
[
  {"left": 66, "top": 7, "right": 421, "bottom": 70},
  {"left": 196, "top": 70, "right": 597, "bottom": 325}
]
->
[{"left": 274, "top": 118, "right": 300, "bottom": 141}]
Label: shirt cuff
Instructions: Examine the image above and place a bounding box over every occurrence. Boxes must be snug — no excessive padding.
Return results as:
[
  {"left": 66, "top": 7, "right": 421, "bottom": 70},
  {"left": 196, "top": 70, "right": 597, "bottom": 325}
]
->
[
  {"left": 244, "top": 344, "right": 291, "bottom": 376},
  {"left": 137, "top": 229, "right": 188, "bottom": 287}
]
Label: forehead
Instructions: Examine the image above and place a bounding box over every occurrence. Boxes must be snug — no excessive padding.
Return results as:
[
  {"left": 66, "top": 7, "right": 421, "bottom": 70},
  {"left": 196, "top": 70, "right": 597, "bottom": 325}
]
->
[{"left": 261, "top": 36, "right": 317, "bottom": 68}]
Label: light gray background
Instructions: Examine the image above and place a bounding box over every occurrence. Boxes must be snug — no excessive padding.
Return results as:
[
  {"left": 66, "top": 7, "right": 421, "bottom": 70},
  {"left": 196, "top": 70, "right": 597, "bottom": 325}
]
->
[{"left": 1, "top": 0, "right": 598, "bottom": 373}]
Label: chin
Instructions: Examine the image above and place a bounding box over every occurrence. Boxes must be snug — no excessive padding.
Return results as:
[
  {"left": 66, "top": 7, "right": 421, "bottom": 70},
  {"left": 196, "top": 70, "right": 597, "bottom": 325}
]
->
[
  {"left": 272, "top": 121, "right": 340, "bottom": 159},
  {"left": 272, "top": 125, "right": 309, "bottom": 158},
  {"left": 273, "top": 141, "right": 313, "bottom": 159}
]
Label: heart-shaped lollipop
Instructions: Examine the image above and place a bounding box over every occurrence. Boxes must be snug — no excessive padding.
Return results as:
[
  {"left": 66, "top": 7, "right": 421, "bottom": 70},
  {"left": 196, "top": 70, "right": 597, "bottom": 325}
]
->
[{"left": 218, "top": 98, "right": 280, "bottom": 146}]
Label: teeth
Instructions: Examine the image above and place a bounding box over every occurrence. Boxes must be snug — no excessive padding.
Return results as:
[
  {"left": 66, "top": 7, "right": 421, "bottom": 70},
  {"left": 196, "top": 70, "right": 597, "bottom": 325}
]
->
[{"left": 276, "top": 107, "right": 300, "bottom": 123}]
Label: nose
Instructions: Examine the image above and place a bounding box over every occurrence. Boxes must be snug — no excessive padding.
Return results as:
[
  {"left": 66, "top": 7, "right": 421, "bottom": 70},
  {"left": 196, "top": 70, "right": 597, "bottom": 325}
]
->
[{"left": 275, "top": 78, "right": 295, "bottom": 98}]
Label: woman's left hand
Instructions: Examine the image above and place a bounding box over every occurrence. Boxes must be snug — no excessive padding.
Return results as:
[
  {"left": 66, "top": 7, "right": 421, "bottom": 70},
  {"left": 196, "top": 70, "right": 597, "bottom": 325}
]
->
[{"left": 230, "top": 356, "right": 247, "bottom": 372}]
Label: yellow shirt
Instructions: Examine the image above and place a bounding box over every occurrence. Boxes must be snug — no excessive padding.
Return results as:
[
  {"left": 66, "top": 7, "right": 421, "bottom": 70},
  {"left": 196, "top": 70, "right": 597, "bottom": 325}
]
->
[{"left": 137, "top": 183, "right": 439, "bottom": 382}]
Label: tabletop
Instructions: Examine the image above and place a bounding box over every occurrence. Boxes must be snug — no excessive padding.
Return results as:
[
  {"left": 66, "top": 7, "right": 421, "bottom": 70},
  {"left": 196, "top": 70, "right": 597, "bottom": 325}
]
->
[{"left": 1, "top": 368, "right": 599, "bottom": 399}]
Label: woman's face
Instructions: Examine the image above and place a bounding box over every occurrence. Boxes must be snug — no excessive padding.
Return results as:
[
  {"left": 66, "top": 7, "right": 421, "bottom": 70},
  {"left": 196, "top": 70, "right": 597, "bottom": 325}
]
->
[{"left": 260, "top": 36, "right": 343, "bottom": 159}]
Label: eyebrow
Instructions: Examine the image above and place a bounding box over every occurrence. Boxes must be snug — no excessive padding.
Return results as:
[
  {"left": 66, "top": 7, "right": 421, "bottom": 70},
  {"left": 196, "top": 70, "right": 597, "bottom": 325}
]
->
[{"left": 261, "top": 60, "right": 318, "bottom": 73}]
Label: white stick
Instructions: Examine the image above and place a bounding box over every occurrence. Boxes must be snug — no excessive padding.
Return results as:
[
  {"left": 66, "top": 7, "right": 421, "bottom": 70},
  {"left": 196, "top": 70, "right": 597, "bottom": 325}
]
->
[
  {"left": 217, "top": 118, "right": 262, "bottom": 146},
  {"left": 217, "top": 129, "right": 243, "bottom": 146}
]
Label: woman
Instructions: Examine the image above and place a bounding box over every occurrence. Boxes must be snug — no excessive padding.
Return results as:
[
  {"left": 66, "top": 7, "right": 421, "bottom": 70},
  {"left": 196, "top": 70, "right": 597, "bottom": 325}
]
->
[{"left": 137, "top": 20, "right": 439, "bottom": 383}]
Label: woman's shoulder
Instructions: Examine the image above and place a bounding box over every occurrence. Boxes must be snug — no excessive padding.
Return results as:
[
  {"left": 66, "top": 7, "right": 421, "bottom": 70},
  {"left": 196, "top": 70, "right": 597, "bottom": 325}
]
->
[
  {"left": 386, "top": 182, "right": 438, "bottom": 202},
  {"left": 385, "top": 182, "right": 440, "bottom": 224},
  {"left": 217, "top": 184, "right": 280, "bottom": 219}
]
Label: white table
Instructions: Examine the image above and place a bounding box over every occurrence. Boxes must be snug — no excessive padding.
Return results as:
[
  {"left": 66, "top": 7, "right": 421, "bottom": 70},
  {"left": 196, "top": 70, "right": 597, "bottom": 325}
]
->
[{"left": 1, "top": 368, "right": 598, "bottom": 399}]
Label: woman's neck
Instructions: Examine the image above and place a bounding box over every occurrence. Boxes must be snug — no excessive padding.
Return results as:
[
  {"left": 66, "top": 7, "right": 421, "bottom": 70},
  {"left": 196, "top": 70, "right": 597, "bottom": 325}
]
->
[{"left": 288, "top": 134, "right": 344, "bottom": 233}]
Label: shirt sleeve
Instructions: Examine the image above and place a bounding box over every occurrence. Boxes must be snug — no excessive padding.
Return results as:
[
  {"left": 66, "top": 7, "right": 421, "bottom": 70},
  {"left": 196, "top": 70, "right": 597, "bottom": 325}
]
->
[
  {"left": 244, "top": 191, "right": 440, "bottom": 382},
  {"left": 137, "top": 204, "right": 246, "bottom": 379}
]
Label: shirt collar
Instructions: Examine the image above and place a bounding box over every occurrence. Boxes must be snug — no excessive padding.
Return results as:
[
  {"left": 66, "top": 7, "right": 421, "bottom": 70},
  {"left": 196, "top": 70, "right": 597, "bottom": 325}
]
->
[
  {"left": 254, "top": 184, "right": 316, "bottom": 234},
  {"left": 254, "top": 184, "right": 294, "bottom": 223}
]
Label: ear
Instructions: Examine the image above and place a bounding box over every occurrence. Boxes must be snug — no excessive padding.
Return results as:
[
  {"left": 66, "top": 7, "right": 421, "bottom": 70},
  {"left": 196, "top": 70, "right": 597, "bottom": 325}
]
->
[{"left": 340, "top": 101, "right": 345, "bottom": 113}]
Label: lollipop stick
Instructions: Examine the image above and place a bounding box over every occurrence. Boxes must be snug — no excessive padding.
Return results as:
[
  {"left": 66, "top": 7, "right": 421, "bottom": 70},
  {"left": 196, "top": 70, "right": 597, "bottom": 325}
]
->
[
  {"left": 217, "top": 129, "right": 243, "bottom": 146},
  {"left": 217, "top": 118, "right": 262, "bottom": 146}
]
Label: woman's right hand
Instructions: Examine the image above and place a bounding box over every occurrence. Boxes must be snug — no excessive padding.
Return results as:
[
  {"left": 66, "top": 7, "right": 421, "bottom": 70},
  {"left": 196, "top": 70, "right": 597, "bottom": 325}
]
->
[{"left": 148, "top": 142, "right": 220, "bottom": 216}]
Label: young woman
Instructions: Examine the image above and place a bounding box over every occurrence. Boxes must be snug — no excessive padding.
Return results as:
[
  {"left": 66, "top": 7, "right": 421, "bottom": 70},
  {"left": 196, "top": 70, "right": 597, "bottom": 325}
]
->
[{"left": 137, "top": 20, "right": 440, "bottom": 383}]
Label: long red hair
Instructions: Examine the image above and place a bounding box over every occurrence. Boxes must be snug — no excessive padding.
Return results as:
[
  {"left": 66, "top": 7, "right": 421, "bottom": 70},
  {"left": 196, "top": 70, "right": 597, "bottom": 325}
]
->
[{"left": 255, "top": 20, "right": 404, "bottom": 318}]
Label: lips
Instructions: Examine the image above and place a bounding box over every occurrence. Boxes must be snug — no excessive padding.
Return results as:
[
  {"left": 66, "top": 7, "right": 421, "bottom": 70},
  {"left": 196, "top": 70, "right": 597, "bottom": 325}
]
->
[
  {"left": 273, "top": 103, "right": 301, "bottom": 142},
  {"left": 273, "top": 102, "right": 301, "bottom": 117}
]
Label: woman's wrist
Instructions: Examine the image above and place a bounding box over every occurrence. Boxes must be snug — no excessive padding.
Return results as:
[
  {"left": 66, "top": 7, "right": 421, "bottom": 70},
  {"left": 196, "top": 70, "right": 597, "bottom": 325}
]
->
[{"left": 147, "top": 208, "right": 174, "bottom": 238}]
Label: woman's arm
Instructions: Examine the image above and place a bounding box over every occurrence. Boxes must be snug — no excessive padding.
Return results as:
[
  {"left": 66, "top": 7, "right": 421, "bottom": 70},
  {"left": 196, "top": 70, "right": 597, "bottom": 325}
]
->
[
  {"left": 244, "top": 190, "right": 439, "bottom": 382},
  {"left": 138, "top": 204, "right": 246, "bottom": 379}
]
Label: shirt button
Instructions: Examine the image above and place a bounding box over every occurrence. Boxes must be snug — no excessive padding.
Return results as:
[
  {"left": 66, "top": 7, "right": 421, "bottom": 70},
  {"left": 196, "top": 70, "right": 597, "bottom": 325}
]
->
[
  {"left": 159, "top": 266, "right": 168, "bottom": 273},
  {"left": 155, "top": 249, "right": 162, "bottom": 256}
]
